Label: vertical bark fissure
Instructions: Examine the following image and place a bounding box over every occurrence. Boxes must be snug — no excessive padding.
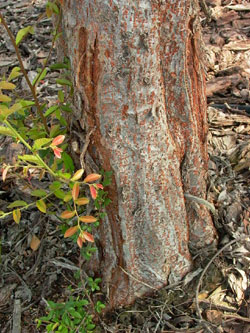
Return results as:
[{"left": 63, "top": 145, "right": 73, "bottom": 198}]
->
[{"left": 77, "top": 21, "right": 129, "bottom": 306}]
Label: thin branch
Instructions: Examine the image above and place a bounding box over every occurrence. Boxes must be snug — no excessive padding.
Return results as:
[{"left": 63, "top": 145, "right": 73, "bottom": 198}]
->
[
  {"left": 32, "top": 8, "right": 62, "bottom": 87},
  {"left": 0, "top": 12, "right": 49, "bottom": 133},
  {"left": 119, "top": 266, "right": 158, "bottom": 290}
]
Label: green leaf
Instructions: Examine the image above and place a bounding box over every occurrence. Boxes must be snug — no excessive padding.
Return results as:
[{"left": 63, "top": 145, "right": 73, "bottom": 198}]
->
[
  {"left": 86, "top": 323, "right": 96, "bottom": 329},
  {"left": 46, "top": 1, "right": 59, "bottom": 15},
  {"left": 68, "top": 309, "right": 82, "bottom": 319},
  {"left": 0, "top": 81, "right": 16, "bottom": 90},
  {"left": 8, "top": 67, "right": 21, "bottom": 81},
  {"left": 36, "top": 199, "right": 46, "bottom": 213},
  {"left": 77, "top": 300, "right": 89, "bottom": 306},
  {"left": 0, "top": 125, "right": 16, "bottom": 138},
  {"left": 27, "top": 128, "right": 46, "bottom": 140},
  {"left": 49, "top": 124, "right": 61, "bottom": 138},
  {"left": 16, "top": 26, "right": 34, "bottom": 45},
  {"left": 60, "top": 104, "right": 73, "bottom": 113},
  {"left": 54, "top": 32, "right": 62, "bottom": 42},
  {"left": 49, "top": 181, "right": 62, "bottom": 191},
  {"left": 56, "top": 78, "right": 72, "bottom": 87},
  {"left": 32, "top": 68, "right": 47, "bottom": 86},
  {"left": 19, "top": 99, "right": 35, "bottom": 107},
  {"left": 47, "top": 300, "right": 58, "bottom": 309},
  {"left": 18, "top": 154, "right": 43, "bottom": 166},
  {"left": 59, "top": 116, "right": 67, "bottom": 127},
  {"left": 63, "top": 192, "right": 72, "bottom": 202},
  {"left": 62, "top": 313, "right": 71, "bottom": 326},
  {"left": 52, "top": 322, "right": 59, "bottom": 331},
  {"left": 36, "top": 319, "right": 42, "bottom": 329},
  {"left": 58, "top": 90, "right": 64, "bottom": 103},
  {"left": 57, "top": 171, "right": 71, "bottom": 179},
  {"left": 46, "top": 323, "right": 54, "bottom": 332},
  {"left": 8, "top": 200, "right": 27, "bottom": 208},
  {"left": 54, "top": 189, "right": 65, "bottom": 200},
  {"left": 31, "top": 189, "right": 47, "bottom": 197},
  {"left": 51, "top": 3, "right": 59, "bottom": 14},
  {"left": 62, "top": 152, "right": 74, "bottom": 173},
  {"left": 44, "top": 105, "right": 59, "bottom": 118},
  {"left": 50, "top": 63, "right": 69, "bottom": 70},
  {"left": 33, "top": 138, "right": 52, "bottom": 150}
]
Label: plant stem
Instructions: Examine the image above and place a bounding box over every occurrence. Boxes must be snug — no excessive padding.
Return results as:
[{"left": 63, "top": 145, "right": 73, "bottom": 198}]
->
[
  {"left": 0, "top": 191, "right": 55, "bottom": 219},
  {"left": 0, "top": 12, "right": 49, "bottom": 134},
  {"left": 4, "top": 119, "right": 57, "bottom": 177},
  {"left": 33, "top": 8, "right": 62, "bottom": 87}
]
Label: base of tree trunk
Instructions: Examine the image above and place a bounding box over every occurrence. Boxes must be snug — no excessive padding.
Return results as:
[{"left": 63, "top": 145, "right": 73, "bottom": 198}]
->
[{"left": 60, "top": 0, "right": 217, "bottom": 308}]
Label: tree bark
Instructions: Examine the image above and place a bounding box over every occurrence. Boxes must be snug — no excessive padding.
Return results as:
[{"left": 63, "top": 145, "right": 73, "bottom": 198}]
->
[{"left": 60, "top": 0, "right": 217, "bottom": 309}]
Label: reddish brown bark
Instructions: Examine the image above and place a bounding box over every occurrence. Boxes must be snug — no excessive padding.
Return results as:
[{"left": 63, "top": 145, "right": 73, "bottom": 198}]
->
[{"left": 60, "top": 0, "right": 217, "bottom": 309}]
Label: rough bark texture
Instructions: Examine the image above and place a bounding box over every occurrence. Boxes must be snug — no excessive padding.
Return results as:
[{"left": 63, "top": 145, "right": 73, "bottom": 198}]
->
[{"left": 60, "top": 0, "right": 217, "bottom": 308}]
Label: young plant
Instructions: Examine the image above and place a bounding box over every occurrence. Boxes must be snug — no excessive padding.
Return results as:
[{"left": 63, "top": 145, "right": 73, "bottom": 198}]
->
[
  {"left": 37, "top": 298, "right": 95, "bottom": 333},
  {"left": 0, "top": 1, "right": 109, "bottom": 330},
  {"left": 37, "top": 269, "right": 106, "bottom": 332}
]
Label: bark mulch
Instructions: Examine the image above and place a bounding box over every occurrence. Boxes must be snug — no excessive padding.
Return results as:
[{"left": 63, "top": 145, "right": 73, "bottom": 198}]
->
[{"left": 0, "top": 0, "right": 250, "bottom": 332}]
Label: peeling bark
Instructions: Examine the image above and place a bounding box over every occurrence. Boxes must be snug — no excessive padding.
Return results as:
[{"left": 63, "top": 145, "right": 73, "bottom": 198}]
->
[{"left": 60, "top": 0, "right": 217, "bottom": 309}]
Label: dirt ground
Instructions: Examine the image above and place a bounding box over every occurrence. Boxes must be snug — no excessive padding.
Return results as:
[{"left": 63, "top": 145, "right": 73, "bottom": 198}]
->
[{"left": 0, "top": 0, "right": 250, "bottom": 332}]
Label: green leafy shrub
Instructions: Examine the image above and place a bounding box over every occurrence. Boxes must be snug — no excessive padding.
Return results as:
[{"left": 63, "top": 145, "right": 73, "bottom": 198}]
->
[{"left": 0, "top": 1, "right": 110, "bottom": 331}]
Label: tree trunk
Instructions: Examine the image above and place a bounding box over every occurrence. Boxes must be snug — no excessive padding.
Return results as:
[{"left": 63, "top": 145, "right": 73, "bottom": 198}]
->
[{"left": 60, "top": 0, "right": 217, "bottom": 309}]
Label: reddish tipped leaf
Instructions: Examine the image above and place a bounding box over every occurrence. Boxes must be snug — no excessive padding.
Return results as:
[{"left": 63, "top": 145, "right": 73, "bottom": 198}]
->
[
  {"left": 90, "top": 185, "right": 97, "bottom": 199},
  {"left": 77, "top": 236, "right": 83, "bottom": 248},
  {"left": 72, "top": 183, "right": 80, "bottom": 201},
  {"left": 75, "top": 197, "right": 89, "bottom": 205},
  {"left": 84, "top": 173, "right": 101, "bottom": 183},
  {"left": 82, "top": 231, "right": 94, "bottom": 242},
  {"left": 60, "top": 210, "right": 76, "bottom": 219},
  {"left": 52, "top": 135, "right": 65, "bottom": 146},
  {"left": 79, "top": 215, "right": 97, "bottom": 223},
  {"left": 64, "top": 226, "right": 78, "bottom": 238},
  {"left": 96, "top": 183, "right": 104, "bottom": 190},
  {"left": 53, "top": 147, "right": 63, "bottom": 158},
  {"left": 2, "top": 166, "right": 11, "bottom": 182}
]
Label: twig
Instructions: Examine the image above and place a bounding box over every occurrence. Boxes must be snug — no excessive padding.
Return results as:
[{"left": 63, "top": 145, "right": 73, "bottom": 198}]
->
[
  {"left": 195, "top": 236, "right": 250, "bottom": 331},
  {"left": 12, "top": 298, "right": 21, "bottom": 333},
  {"left": 119, "top": 266, "right": 158, "bottom": 290},
  {"left": 32, "top": 8, "right": 62, "bottom": 87},
  {"left": 80, "top": 128, "right": 95, "bottom": 169},
  {"left": 199, "top": 0, "right": 214, "bottom": 21},
  {"left": 7, "top": 265, "right": 32, "bottom": 301},
  {"left": 0, "top": 12, "right": 49, "bottom": 134},
  {"left": 223, "top": 313, "right": 250, "bottom": 323}
]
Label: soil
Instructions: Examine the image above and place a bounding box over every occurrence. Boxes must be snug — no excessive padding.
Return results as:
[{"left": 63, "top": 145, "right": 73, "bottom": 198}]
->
[{"left": 0, "top": 0, "right": 250, "bottom": 332}]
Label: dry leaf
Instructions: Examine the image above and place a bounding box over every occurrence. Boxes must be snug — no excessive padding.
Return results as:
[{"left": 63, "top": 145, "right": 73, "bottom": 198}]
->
[{"left": 30, "top": 235, "right": 41, "bottom": 251}]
